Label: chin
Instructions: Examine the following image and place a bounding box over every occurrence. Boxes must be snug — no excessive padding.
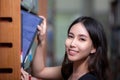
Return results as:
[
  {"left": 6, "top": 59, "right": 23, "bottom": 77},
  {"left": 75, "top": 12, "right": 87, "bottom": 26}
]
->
[{"left": 68, "top": 56, "right": 78, "bottom": 62}]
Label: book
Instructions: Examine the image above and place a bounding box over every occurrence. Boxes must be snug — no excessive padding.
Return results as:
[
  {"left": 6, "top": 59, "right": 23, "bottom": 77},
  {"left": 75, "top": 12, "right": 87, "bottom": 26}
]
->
[{"left": 21, "top": 10, "right": 43, "bottom": 67}]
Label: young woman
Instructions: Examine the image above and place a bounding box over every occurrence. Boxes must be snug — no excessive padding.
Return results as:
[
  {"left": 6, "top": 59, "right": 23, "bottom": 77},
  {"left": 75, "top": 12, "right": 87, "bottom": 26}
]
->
[{"left": 21, "top": 16, "right": 110, "bottom": 80}]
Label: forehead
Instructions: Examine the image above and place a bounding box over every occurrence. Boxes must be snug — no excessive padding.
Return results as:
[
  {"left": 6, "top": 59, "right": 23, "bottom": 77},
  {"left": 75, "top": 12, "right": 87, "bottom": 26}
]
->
[{"left": 69, "top": 23, "right": 89, "bottom": 37}]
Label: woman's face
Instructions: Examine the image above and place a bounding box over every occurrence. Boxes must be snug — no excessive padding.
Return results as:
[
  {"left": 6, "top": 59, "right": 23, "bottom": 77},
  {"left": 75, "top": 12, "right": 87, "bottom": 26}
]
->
[{"left": 65, "top": 23, "right": 96, "bottom": 62}]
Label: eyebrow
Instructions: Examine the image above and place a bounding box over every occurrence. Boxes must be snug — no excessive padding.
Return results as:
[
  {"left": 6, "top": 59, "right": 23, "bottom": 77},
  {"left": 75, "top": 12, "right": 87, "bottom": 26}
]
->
[
  {"left": 69, "top": 32, "right": 88, "bottom": 38},
  {"left": 68, "top": 32, "right": 73, "bottom": 35},
  {"left": 79, "top": 34, "right": 88, "bottom": 38}
]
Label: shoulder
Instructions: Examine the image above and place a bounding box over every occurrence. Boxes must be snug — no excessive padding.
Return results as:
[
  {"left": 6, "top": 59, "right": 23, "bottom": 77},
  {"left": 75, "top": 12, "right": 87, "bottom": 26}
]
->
[{"left": 79, "top": 72, "right": 97, "bottom": 80}]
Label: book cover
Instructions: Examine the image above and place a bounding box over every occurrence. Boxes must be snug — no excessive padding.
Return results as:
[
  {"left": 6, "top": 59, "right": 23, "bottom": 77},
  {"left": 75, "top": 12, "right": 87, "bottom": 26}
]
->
[{"left": 21, "top": 10, "right": 43, "bottom": 66}]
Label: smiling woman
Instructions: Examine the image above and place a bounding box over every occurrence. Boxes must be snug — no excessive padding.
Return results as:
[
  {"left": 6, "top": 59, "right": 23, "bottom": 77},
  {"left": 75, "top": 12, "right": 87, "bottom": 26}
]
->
[
  {"left": 62, "top": 16, "right": 110, "bottom": 80},
  {"left": 21, "top": 16, "right": 110, "bottom": 80}
]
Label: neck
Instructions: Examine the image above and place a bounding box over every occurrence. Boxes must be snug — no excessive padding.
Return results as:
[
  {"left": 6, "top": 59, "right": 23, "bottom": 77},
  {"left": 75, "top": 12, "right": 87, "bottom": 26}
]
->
[
  {"left": 74, "top": 60, "right": 88, "bottom": 74},
  {"left": 71, "top": 57, "right": 89, "bottom": 80}
]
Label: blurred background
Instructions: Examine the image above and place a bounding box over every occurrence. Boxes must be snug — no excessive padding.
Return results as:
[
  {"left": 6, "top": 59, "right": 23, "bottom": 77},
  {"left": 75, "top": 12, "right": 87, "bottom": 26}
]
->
[{"left": 23, "top": 0, "right": 120, "bottom": 80}]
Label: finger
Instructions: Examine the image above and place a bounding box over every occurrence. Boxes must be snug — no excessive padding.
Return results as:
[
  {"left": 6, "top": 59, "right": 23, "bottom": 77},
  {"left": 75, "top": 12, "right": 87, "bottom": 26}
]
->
[
  {"left": 21, "top": 71, "right": 26, "bottom": 79},
  {"left": 21, "top": 75, "right": 25, "bottom": 80},
  {"left": 21, "top": 70, "right": 25, "bottom": 80},
  {"left": 25, "top": 74, "right": 29, "bottom": 80},
  {"left": 23, "top": 73, "right": 29, "bottom": 80},
  {"left": 37, "top": 25, "right": 42, "bottom": 32},
  {"left": 21, "top": 75, "right": 23, "bottom": 80},
  {"left": 37, "top": 25, "right": 42, "bottom": 38},
  {"left": 39, "top": 16, "right": 47, "bottom": 34},
  {"left": 21, "top": 68, "right": 29, "bottom": 80}
]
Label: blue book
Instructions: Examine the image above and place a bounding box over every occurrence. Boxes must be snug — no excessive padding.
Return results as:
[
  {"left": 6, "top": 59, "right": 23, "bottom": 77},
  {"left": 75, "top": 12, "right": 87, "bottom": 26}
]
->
[{"left": 21, "top": 10, "right": 43, "bottom": 66}]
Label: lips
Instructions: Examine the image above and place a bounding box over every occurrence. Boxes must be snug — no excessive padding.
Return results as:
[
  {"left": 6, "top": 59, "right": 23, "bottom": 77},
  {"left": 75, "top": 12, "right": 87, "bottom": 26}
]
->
[{"left": 68, "top": 49, "right": 78, "bottom": 56}]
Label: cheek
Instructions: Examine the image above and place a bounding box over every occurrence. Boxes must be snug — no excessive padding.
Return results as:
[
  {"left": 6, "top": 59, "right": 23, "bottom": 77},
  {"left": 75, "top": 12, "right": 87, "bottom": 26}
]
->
[
  {"left": 65, "top": 39, "right": 71, "bottom": 49},
  {"left": 77, "top": 43, "right": 93, "bottom": 53},
  {"left": 65, "top": 39, "right": 68, "bottom": 47}
]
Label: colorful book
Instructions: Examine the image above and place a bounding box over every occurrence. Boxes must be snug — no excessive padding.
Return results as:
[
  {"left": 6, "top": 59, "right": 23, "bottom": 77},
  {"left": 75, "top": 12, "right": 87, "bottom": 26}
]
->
[{"left": 21, "top": 10, "right": 43, "bottom": 67}]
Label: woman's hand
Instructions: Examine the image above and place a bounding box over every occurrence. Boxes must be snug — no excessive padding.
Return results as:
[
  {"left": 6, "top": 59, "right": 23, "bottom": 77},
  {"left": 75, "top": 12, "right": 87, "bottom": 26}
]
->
[
  {"left": 21, "top": 68, "right": 31, "bottom": 80},
  {"left": 37, "top": 16, "right": 47, "bottom": 45}
]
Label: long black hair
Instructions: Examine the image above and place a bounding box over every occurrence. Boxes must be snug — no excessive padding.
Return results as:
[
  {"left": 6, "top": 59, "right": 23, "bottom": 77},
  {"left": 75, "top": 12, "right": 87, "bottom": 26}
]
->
[{"left": 61, "top": 16, "right": 110, "bottom": 80}]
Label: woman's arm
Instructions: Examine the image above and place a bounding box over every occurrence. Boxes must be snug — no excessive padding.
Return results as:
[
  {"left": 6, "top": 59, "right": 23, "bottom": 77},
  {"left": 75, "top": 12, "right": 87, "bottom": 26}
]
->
[{"left": 31, "top": 16, "right": 62, "bottom": 80}]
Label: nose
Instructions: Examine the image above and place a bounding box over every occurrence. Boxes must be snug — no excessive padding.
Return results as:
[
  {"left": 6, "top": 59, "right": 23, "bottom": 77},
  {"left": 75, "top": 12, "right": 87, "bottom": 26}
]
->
[{"left": 70, "top": 38, "right": 76, "bottom": 47}]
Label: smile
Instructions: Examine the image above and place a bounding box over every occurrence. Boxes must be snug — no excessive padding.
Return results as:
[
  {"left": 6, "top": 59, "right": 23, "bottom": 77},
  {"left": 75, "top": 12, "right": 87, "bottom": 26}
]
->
[{"left": 68, "top": 49, "right": 79, "bottom": 56}]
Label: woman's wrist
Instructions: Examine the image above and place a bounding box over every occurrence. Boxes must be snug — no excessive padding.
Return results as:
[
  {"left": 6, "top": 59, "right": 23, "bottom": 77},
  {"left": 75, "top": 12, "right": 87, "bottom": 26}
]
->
[{"left": 37, "top": 38, "right": 46, "bottom": 46}]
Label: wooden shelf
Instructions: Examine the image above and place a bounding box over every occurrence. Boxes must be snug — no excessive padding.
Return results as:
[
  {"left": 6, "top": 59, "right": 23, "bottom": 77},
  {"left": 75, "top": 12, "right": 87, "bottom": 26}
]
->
[{"left": 0, "top": 0, "right": 21, "bottom": 80}]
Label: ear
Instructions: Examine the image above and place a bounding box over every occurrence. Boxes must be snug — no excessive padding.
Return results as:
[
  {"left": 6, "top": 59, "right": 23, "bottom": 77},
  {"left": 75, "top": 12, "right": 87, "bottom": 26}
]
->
[{"left": 90, "top": 47, "right": 96, "bottom": 54}]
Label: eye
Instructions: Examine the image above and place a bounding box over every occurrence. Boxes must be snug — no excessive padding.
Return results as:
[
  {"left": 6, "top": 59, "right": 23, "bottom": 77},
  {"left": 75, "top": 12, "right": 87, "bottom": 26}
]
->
[{"left": 79, "top": 38, "right": 86, "bottom": 41}]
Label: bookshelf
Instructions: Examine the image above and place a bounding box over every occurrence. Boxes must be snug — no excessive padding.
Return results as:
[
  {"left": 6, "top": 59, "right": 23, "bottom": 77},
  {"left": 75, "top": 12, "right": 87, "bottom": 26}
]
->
[{"left": 0, "top": 0, "right": 21, "bottom": 80}]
